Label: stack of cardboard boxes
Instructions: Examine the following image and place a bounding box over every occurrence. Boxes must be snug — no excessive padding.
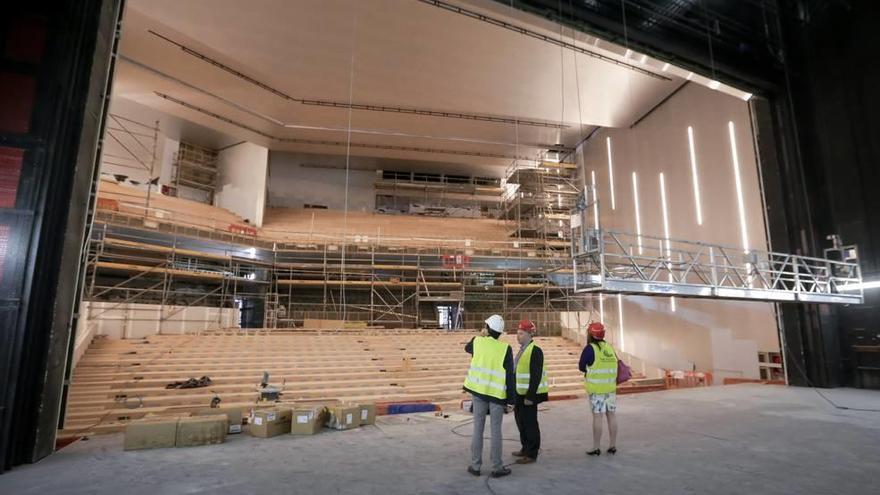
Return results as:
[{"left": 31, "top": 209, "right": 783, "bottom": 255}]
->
[
  {"left": 248, "top": 402, "right": 377, "bottom": 438},
  {"left": 123, "top": 402, "right": 377, "bottom": 450},
  {"left": 124, "top": 412, "right": 232, "bottom": 451}
]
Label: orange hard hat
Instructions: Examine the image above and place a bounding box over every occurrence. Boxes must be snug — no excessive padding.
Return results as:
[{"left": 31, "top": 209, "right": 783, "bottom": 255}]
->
[
  {"left": 587, "top": 321, "right": 606, "bottom": 339},
  {"left": 517, "top": 319, "right": 536, "bottom": 333}
]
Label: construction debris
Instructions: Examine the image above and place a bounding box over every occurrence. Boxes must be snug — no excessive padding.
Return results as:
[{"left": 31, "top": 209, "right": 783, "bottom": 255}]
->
[{"left": 165, "top": 376, "right": 212, "bottom": 389}]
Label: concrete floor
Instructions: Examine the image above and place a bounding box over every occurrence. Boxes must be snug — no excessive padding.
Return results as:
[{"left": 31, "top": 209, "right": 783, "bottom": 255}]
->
[{"left": 2, "top": 384, "right": 879, "bottom": 495}]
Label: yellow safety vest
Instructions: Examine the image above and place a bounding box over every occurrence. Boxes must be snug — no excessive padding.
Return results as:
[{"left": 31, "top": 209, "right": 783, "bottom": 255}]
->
[
  {"left": 463, "top": 336, "right": 510, "bottom": 400},
  {"left": 584, "top": 341, "right": 618, "bottom": 394},
  {"left": 516, "top": 341, "right": 549, "bottom": 396}
]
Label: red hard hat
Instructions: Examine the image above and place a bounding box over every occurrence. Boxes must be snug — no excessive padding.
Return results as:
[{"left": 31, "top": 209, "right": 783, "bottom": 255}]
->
[
  {"left": 517, "top": 319, "right": 536, "bottom": 333},
  {"left": 587, "top": 321, "right": 605, "bottom": 340}
]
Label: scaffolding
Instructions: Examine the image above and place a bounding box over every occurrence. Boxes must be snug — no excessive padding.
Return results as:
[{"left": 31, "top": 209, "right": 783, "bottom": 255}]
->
[
  {"left": 84, "top": 223, "right": 268, "bottom": 330},
  {"left": 83, "top": 208, "right": 591, "bottom": 334},
  {"left": 83, "top": 151, "right": 864, "bottom": 342},
  {"left": 169, "top": 141, "right": 218, "bottom": 203},
  {"left": 502, "top": 158, "right": 581, "bottom": 252},
  {"left": 99, "top": 114, "right": 160, "bottom": 217}
]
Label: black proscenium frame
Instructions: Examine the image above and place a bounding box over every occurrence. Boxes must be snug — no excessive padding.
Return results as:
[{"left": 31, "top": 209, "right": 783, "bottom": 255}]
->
[{"left": 1, "top": 0, "right": 878, "bottom": 474}]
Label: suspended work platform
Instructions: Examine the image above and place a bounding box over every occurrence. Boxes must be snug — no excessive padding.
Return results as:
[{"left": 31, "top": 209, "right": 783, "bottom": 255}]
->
[{"left": 569, "top": 189, "right": 864, "bottom": 305}]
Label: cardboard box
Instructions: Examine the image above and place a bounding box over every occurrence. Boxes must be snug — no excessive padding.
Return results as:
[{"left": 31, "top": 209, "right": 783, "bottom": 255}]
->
[
  {"left": 357, "top": 403, "right": 376, "bottom": 426},
  {"left": 176, "top": 415, "right": 228, "bottom": 447},
  {"left": 124, "top": 417, "right": 179, "bottom": 451},
  {"left": 290, "top": 406, "right": 328, "bottom": 435},
  {"left": 329, "top": 405, "right": 360, "bottom": 430},
  {"left": 249, "top": 407, "right": 292, "bottom": 438},
  {"left": 196, "top": 407, "right": 243, "bottom": 434}
]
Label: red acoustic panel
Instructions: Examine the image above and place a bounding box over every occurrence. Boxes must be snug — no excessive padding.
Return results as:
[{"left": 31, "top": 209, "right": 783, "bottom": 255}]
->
[
  {"left": 0, "top": 72, "right": 36, "bottom": 134},
  {"left": 0, "top": 147, "right": 24, "bottom": 208},
  {"left": 4, "top": 15, "right": 47, "bottom": 63}
]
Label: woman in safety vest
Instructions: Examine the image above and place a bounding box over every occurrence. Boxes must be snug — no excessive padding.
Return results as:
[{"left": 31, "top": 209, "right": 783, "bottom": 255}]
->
[{"left": 578, "top": 321, "right": 619, "bottom": 456}]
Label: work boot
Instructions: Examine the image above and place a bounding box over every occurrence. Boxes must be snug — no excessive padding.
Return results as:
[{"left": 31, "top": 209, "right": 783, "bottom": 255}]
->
[
  {"left": 467, "top": 466, "right": 480, "bottom": 477},
  {"left": 515, "top": 457, "right": 536, "bottom": 465},
  {"left": 491, "top": 467, "right": 512, "bottom": 478},
  {"left": 511, "top": 450, "right": 526, "bottom": 457}
]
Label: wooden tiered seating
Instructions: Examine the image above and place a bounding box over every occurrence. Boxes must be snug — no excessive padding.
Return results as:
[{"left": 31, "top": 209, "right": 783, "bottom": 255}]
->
[
  {"left": 261, "top": 207, "right": 515, "bottom": 247},
  {"left": 96, "top": 182, "right": 529, "bottom": 250},
  {"left": 61, "top": 332, "right": 665, "bottom": 438},
  {"left": 97, "top": 179, "right": 247, "bottom": 231}
]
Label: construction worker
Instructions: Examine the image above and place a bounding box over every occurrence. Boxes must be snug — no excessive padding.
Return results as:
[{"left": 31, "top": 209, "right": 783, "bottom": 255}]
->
[
  {"left": 463, "top": 314, "right": 516, "bottom": 478},
  {"left": 511, "top": 319, "right": 548, "bottom": 464},
  {"left": 578, "top": 321, "right": 619, "bottom": 456}
]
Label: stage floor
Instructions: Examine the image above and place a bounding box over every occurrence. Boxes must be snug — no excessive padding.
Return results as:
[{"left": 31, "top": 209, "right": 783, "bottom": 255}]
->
[{"left": 3, "top": 384, "right": 880, "bottom": 495}]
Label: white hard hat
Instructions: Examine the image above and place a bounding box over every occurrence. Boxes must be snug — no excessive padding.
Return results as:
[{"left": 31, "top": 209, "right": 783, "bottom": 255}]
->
[{"left": 484, "top": 314, "right": 505, "bottom": 333}]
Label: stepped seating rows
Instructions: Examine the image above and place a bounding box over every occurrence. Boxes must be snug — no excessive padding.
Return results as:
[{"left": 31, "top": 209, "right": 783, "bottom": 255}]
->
[
  {"left": 261, "top": 208, "right": 514, "bottom": 246},
  {"left": 97, "top": 180, "right": 248, "bottom": 232},
  {"left": 95, "top": 181, "right": 524, "bottom": 249},
  {"left": 61, "top": 332, "right": 664, "bottom": 438}
]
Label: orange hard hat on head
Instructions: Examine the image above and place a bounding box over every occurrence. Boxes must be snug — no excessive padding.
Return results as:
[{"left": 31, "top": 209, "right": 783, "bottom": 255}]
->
[
  {"left": 587, "top": 321, "right": 605, "bottom": 340},
  {"left": 517, "top": 319, "right": 536, "bottom": 333}
]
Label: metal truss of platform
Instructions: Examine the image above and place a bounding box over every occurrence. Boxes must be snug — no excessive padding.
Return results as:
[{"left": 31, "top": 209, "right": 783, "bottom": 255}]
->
[{"left": 570, "top": 228, "right": 864, "bottom": 305}]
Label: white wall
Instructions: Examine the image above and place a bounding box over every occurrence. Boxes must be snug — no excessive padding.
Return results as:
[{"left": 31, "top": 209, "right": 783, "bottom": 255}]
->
[
  {"left": 71, "top": 302, "right": 99, "bottom": 371},
  {"left": 268, "top": 152, "right": 376, "bottom": 211},
  {"left": 581, "top": 82, "right": 765, "bottom": 252},
  {"left": 577, "top": 83, "right": 779, "bottom": 381},
  {"left": 80, "top": 302, "right": 240, "bottom": 339},
  {"left": 215, "top": 142, "right": 269, "bottom": 226}
]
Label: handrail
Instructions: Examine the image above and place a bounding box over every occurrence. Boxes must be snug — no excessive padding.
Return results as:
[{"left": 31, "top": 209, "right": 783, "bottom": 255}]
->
[{"left": 572, "top": 227, "right": 863, "bottom": 303}]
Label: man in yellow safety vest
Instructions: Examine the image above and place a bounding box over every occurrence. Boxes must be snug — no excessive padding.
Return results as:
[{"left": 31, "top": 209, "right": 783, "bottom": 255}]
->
[
  {"left": 463, "top": 314, "right": 516, "bottom": 478},
  {"left": 578, "top": 321, "right": 619, "bottom": 456},
  {"left": 511, "top": 319, "right": 548, "bottom": 465}
]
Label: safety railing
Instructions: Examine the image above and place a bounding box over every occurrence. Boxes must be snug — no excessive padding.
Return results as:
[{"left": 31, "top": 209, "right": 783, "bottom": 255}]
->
[{"left": 572, "top": 228, "right": 864, "bottom": 304}]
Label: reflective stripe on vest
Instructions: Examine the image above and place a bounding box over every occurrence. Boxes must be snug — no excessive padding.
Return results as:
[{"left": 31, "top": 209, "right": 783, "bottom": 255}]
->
[
  {"left": 584, "top": 341, "right": 618, "bottom": 394},
  {"left": 515, "top": 341, "right": 549, "bottom": 395},
  {"left": 463, "top": 336, "right": 510, "bottom": 400}
]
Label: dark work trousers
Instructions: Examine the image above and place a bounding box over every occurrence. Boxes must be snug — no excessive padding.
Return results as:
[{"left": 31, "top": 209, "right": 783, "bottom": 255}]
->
[{"left": 514, "top": 395, "right": 540, "bottom": 459}]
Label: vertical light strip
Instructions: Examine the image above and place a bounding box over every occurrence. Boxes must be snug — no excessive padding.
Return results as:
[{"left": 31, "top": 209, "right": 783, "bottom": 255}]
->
[
  {"left": 660, "top": 172, "right": 676, "bottom": 312},
  {"left": 686, "top": 126, "right": 703, "bottom": 225},
  {"left": 617, "top": 293, "right": 625, "bottom": 352},
  {"left": 599, "top": 295, "right": 604, "bottom": 322},
  {"left": 632, "top": 172, "right": 642, "bottom": 254},
  {"left": 606, "top": 137, "right": 616, "bottom": 210},
  {"left": 659, "top": 173, "right": 671, "bottom": 253},
  {"left": 728, "top": 121, "right": 749, "bottom": 253},
  {"left": 591, "top": 170, "right": 599, "bottom": 229}
]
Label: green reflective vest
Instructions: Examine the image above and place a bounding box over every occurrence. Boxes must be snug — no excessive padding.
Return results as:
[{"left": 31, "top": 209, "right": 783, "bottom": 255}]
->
[
  {"left": 584, "top": 341, "right": 618, "bottom": 394},
  {"left": 516, "top": 341, "right": 549, "bottom": 396},
  {"left": 463, "top": 336, "right": 510, "bottom": 400}
]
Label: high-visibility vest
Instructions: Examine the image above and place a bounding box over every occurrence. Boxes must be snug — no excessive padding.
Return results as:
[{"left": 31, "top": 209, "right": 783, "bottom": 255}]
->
[
  {"left": 463, "top": 336, "right": 510, "bottom": 400},
  {"left": 584, "top": 341, "right": 618, "bottom": 394},
  {"left": 516, "top": 341, "right": 549, "bottom": 396}
]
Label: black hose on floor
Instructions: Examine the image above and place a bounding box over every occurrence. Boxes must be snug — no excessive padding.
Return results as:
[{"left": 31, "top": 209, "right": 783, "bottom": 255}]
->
[
  {"left": 781, "top": 338, "right": 880, "bottom": 413},
  {"left": 450, "top": 416, "right": 521, "bottom": 495}
]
